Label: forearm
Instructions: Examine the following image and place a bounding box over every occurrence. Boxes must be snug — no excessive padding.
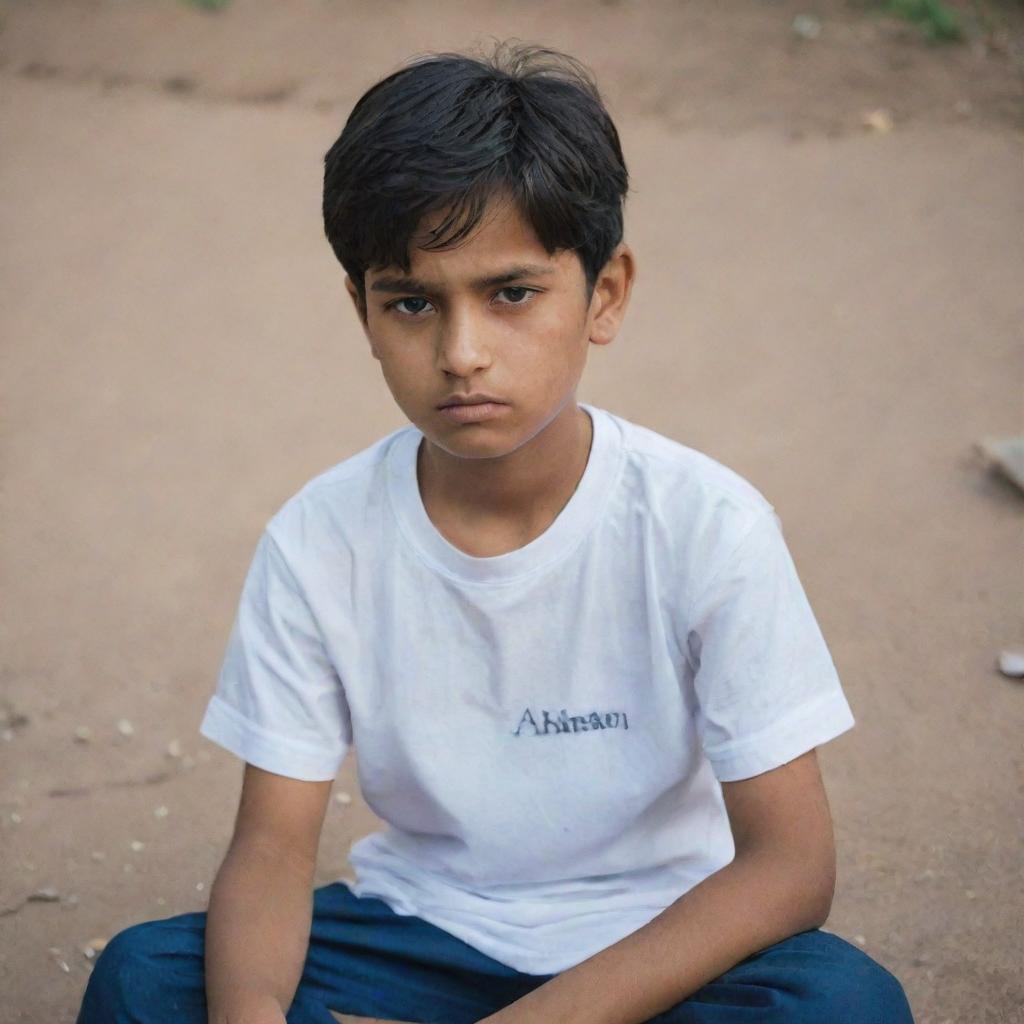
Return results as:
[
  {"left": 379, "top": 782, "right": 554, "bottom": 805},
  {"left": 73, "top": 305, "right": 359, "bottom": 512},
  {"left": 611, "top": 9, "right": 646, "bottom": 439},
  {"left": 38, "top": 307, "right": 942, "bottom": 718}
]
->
[
  {"left": 205, "top": 839, "right": 317, "bottom": 1023},
  {"left": 479, "top": 847, "right": 832, "bottom": 1024}
]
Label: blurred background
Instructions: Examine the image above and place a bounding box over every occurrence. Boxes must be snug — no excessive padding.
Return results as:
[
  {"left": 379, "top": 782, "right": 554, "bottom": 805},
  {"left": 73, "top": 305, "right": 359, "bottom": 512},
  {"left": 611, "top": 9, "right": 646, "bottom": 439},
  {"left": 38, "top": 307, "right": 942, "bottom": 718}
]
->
[{"left": 1, "top": 2, "right": 1022, "bottom": 1022}]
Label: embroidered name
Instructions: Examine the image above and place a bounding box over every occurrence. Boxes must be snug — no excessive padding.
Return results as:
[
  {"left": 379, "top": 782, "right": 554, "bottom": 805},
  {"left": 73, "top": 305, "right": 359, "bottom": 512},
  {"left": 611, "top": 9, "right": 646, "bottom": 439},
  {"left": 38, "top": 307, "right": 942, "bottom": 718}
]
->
[{"left": 513, "top": 707, "right": 629, "bottom": 737}]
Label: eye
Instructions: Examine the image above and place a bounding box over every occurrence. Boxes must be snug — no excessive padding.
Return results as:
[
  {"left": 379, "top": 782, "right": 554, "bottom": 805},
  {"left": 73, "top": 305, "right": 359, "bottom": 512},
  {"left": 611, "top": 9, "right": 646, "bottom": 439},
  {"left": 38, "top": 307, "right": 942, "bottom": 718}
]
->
[
  {"left": 388, "top": 296, "right": 434, "bottom": 317},
  {"left": 495, "top": 286, "right": 537, "bottom": 306}
]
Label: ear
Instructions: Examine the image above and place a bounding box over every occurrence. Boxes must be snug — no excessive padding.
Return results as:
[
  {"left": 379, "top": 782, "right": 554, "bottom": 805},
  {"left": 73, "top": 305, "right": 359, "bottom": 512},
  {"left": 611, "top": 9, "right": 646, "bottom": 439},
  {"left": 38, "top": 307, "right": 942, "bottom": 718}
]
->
[
  {"left": 587, "top": 243, "right": 636, "bottom": 347},
  {"left": 344, "top": 275, "right": 378, "bottom": 359}
]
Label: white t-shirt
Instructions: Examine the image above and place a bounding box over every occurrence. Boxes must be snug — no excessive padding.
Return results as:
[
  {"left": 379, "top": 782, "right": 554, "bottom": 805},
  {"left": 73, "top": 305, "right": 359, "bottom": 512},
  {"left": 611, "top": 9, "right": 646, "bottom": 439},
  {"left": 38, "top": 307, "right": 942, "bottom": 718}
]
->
[{"left": 199, "top": 403, "right": 855, "bottom": 975}]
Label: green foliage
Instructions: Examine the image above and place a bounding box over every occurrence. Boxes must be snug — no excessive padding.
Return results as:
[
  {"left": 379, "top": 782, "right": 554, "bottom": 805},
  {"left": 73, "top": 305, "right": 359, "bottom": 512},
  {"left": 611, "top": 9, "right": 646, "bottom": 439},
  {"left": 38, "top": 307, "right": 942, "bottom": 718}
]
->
[
  {"left": 882, "top": 0, "right": 964, "bottom": 42},
  {"left": 183, "top": 0, "right": 231, "bottom": 11}
]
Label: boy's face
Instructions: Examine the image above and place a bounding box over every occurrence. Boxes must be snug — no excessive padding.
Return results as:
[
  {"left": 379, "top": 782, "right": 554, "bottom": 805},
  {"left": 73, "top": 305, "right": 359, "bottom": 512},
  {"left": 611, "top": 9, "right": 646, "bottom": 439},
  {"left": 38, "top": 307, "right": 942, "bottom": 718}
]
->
[{"left": 345, "top": 196, "right": 632, "bottom": 462}]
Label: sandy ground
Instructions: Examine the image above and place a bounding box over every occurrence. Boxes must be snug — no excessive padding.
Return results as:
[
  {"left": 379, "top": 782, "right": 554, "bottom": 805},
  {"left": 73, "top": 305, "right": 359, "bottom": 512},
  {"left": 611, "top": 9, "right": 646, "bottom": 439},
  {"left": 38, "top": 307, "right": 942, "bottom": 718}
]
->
[{"left": 1, "top": 2, "right": 1023, "bottom": 1022}]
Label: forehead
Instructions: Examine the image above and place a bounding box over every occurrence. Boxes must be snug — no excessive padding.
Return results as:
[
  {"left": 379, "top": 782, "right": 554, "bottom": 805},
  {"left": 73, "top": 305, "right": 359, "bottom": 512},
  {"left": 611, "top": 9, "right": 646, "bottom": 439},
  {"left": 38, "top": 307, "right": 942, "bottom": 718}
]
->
[{"left": 365, "top": 197, "right": 581, "bottom": 288}]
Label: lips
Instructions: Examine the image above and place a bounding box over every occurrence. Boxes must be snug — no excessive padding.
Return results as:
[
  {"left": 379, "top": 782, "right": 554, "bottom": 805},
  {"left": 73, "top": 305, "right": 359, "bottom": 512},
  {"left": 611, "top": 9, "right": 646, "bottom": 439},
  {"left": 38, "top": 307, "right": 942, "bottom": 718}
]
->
[
  {"left": 434, "top": 395, "right": 509, "bottom": 419},
  {"left": 437, "top": 394, "right": 506, "bottom": 408}
]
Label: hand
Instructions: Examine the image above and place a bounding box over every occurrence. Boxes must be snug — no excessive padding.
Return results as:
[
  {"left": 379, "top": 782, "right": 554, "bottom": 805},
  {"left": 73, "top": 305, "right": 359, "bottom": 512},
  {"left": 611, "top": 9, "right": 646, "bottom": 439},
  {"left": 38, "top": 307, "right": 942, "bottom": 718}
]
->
[
  {"left": 329, "top": 1015, "right": 410, "bottom": 1024},
  {"left": 210, "top": 994, "right": 287, "bottom": 1024},
  {"left": 229, "top": 1010, "right": 286, "bottom": 1024}
]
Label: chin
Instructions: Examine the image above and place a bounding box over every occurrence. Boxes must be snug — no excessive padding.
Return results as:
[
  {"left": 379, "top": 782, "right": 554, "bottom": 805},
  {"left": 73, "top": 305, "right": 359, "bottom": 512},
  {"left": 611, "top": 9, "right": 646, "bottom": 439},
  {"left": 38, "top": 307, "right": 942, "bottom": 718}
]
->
[
  {"left": 429, "top": 432, "right": 518, "bottom": 460},
  {"left": 421, "top": 417, "right": 526, "bottom": 458}
]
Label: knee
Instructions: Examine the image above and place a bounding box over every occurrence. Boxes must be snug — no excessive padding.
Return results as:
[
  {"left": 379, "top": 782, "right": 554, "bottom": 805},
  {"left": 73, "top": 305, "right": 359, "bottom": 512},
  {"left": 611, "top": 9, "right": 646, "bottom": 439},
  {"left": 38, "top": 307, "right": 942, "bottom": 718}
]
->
[
  {"left": 856, "top": 961, "right": 914, "bottom": 1024},
  {"left": 84, "top": 921, "right": 161, "bottom": 1003},
  {"left": 78, "top": 917, "right": 197, "bottom": 1020},
  {"left": 813, "top": 937, "right": 915, "bottom": 1023}
]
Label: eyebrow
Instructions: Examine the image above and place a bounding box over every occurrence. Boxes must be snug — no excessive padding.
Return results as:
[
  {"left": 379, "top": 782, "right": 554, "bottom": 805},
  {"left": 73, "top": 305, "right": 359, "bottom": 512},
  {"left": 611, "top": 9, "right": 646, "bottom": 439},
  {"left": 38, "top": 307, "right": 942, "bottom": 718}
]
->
[{"left": 369, "top": 263, "right": 556, "bottom": 295}]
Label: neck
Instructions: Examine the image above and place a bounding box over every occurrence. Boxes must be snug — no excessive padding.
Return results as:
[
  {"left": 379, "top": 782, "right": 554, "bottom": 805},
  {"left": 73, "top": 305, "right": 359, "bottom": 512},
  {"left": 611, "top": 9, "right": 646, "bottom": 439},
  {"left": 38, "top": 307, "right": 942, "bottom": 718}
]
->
[{"left": 417, "top": 401, "right": 593, "bottom": 526}]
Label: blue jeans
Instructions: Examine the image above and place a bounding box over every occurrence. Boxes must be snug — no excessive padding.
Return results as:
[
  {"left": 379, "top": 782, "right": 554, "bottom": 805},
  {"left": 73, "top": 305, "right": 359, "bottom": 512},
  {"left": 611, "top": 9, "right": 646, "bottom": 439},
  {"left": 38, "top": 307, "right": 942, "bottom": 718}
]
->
[{"left": 76, "top": 880, "right": 914, "bottom": 1023}]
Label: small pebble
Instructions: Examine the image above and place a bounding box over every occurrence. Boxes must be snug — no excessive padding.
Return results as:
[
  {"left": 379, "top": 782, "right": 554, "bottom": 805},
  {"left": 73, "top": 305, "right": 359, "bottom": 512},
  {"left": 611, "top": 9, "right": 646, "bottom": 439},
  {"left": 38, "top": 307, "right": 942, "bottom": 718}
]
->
[
  {"left": 130, "top": 840, "right": 144, "bottom": 852},
  {"left": 862, "top": 108, "right": 894, "bottom": 134},
  {"left": 73, "top": 726, "right": 92, "bottom": 743},
  {"left": 116, "top": 718, "right": 135, "bottom": 737},
  {"left": 965, "top": 888, "right": 976, "bottom": 900},
  {"left": 156, "top": 896, "right": 166, "bottom": 906},
  {"left": 10, "top": 812, "right": 22, "bottom": 824},
  {"left": 166, "top": 739, "right": 183, "bottom": 759},
  {"left": 334, "top": 791, "right": 352, "bottom": 805},
  {"left": 997, "top": 649, "right": 1024, "bottom": 678},
  {"left": 154, "top": 805, "right": 169, "bottom": 819},
  {"left": 196, "top": 881, "right": 205, "bottom": 891},
  {"left": 853, "top": 934, "right": 867, "bottom": 947},
  {"left": 791, "top": 13, "right": 821, "bottom": 39},
  {"left": 81, "top": 937, "right": 107, "bottom": 960},
  {"left": 29, "top": 887, "right": 61, "bottom": 902}
]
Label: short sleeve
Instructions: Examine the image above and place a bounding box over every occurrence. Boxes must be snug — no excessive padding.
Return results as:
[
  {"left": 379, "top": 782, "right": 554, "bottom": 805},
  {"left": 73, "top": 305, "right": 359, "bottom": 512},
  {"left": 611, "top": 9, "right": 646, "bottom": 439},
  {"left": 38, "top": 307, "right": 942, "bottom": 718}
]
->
[
  {"left": 198, "top": 529, "right": 352, "bottom": 781},
  {"left": 687, "top": 509, "right": 855, "bottom": 782}
]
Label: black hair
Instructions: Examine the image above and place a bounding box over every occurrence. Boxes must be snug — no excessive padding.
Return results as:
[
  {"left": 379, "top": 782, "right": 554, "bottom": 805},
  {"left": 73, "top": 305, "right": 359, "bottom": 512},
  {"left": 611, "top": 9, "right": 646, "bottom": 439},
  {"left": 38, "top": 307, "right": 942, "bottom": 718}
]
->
[{"left": 322, "top": 40, "right": 629, "bottom": 305}]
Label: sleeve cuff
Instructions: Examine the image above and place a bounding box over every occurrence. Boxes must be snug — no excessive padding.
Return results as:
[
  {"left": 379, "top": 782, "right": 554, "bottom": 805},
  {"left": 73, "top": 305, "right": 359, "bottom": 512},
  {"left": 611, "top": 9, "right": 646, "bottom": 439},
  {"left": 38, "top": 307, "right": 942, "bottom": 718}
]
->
[
  {"left": 198, "top": 693, "right": 347, "bottom": 782},
  {"left": 703, "top": 689, "right": 856, "bottom": 782}
]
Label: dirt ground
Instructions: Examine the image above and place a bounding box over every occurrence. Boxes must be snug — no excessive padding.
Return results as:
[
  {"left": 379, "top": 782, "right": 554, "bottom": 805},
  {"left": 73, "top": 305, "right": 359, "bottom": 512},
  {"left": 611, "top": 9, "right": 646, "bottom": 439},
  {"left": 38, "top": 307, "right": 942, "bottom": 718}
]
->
[{"left": 1, "top": 2, "right": 1022, "bottom": 1022}]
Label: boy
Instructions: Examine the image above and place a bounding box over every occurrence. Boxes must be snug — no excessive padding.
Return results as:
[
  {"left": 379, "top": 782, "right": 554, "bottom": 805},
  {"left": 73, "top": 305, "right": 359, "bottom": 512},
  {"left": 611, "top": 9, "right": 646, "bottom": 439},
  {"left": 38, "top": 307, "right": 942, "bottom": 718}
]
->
[{"left": 77, "top": 41, "right": 914, "bottom": 1024}]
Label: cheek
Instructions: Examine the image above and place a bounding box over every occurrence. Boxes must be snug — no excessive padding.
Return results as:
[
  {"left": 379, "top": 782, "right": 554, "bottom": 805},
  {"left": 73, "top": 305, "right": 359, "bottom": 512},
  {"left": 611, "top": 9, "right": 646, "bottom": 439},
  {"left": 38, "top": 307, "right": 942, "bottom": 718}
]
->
[
  {"left": 523, "top": 319, "right": 589, "bottom": 376},
  {"left": 380, "top": 357, "right": 427, "bottom": 394},
  {"left": 371, "top": 330, "right": 425, "bottom": 375}
]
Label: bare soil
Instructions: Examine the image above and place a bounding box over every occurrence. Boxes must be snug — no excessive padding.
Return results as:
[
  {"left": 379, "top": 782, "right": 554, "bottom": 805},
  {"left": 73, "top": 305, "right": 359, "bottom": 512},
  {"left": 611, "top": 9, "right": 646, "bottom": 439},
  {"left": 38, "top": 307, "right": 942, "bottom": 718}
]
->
[{"left": 1, "top": 2, "right": 1022, "bottom": 1022}]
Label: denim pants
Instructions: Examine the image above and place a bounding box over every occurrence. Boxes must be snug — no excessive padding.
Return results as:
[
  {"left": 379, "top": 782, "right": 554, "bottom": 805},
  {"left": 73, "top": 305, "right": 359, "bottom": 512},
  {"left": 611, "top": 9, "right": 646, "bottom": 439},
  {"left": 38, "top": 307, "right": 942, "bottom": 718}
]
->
[{"left": 76, "top": 880, "right": 914, "bottom": 1024}]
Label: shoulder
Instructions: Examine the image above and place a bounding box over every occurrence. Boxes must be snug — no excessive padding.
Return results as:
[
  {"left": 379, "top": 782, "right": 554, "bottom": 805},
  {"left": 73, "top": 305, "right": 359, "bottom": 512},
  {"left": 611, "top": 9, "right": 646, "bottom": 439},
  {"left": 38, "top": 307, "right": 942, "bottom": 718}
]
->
[
  {"left": 606, "top": 407, "right": 775, "bottom": 530},
  {"left": 598, "top": 407, "right": 782, "bottom": 606},
  {"left": 263, "top": 422, "right": 413, "bottom": 556}
]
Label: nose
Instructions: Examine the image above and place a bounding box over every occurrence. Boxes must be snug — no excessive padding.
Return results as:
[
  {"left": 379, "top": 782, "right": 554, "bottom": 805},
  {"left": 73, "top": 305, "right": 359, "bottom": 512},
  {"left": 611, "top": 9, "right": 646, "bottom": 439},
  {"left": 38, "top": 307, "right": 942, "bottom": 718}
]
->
[{"left": 434, "top": 304, "right": 492, "bottom": 378}]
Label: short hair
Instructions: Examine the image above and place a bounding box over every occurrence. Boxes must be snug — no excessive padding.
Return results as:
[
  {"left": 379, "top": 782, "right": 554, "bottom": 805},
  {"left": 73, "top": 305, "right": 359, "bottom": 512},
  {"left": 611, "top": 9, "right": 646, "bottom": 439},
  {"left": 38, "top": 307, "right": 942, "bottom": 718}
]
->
[{"left": 322, "top": 40, "right": 629, "bottom": 304}]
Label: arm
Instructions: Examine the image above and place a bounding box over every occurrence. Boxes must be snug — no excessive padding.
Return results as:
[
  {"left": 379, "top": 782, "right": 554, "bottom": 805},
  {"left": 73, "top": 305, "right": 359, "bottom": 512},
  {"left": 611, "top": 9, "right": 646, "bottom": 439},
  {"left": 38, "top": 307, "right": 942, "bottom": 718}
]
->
[
  {"left": 205, "top": 763, "right": 333, "bottom": 1024},
  {"left": 478, "top": 748, "right": 836, "bottom": 1024}
]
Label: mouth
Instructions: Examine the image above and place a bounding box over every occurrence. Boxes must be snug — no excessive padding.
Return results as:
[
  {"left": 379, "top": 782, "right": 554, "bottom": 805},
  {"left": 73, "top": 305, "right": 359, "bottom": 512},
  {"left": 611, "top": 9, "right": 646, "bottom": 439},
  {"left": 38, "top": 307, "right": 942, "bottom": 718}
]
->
[
  {"left": 436, "top": 399, "right": 511, "bottom": 423},
  {"left": 437, "top": 394, "right": 507, "bottom": 409}
]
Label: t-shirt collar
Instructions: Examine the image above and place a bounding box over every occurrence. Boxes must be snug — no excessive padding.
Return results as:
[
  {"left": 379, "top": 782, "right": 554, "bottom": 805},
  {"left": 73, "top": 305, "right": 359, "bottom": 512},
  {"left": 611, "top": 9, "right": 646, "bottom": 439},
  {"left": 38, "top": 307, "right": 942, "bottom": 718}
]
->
[{"left": 387, "top": 402, "right": 621, "bottom": 584}]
